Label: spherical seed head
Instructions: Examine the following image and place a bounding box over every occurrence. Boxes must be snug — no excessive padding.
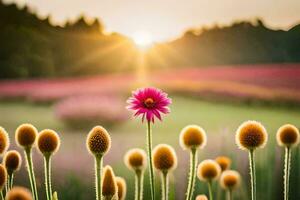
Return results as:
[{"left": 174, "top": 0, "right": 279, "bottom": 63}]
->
[
  {"left": 276, "top": 124, "right": 300, "bottom": 148},
  {"left": 15, "top": 124, "right": 38, "bottom": 148},
  {"left": 0, "top": 127, "right": 10, "bottom": 156},
  {"left": 86, "top": 126, "right": 111, "bottom": 157},
  {"left": 197, "top": 159, "right": 221, "bottom": 182},
  {"left": 116, "top": 177, "right": 126, "bottom": 200},
  {"left": 124, "top": 148, "right": 147, "bottom": 171},
  {"left": 180, "top": 125, "right": 207, "bottom": 150},
  {"left": 215, "top": 156, "right": 231, "bottom": 171},
  {"left": 153, "top": 144, "right": 177, "bottom": 172},
  {"left": 196, "top": 195, "right": 208, "bottom": 200},
  {"left": 6, "top": 186, "right": 33, "bottom": 200},
  {"left": 3, "top": 150, "right": 22, "bottom": 174},
  {"left": 102, "top": 166, "right": 118, "bottom": 197},
  {"left": 0, "top": 164, "right": 7, "bottom": 190},
  {"left": 236, "top": 120, "right": 268, "bottom": 151},
  {"left": 220, "top": 170, "right": 241, "bottom": 190},
  {"left": 37, "top": 129, "right": 60, "bottom": 155}
]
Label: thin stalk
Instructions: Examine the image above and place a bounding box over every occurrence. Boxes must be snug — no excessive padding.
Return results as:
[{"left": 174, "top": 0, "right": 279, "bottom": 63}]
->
[
  {"left": 9, "top": 173, "right": 13, "bottom": 190},
  {"left": 44, "top": 155, "right": 52, "bottom": 200},
  {"left": 284, "top": 147, "right": 291, "bottom": 200},
  {"left": 25, "top": 148, "right": 39, "bottom": 200},
  {"left": 0, "top": 191, "right": 3, "bottom": 200},
  {"left": 146, "top": 121, "right": 155, "bottom": 200},
  {"left": 161, "top": 172, "right": 168, "bottom": 200},
  {"left": 185, "top": 148, "right": 197, "bottom": 200},
  {"left": 227, "top": 190, "right": 233, "bottom": 200},
  {"left": 95, "top": 155, "right": 103, "bottom": 200},
  {"left": 135, "top": 170, "right": 143, "bottom": 200},
  {"left": 208, "top": 181, "right": 213, "bottom": 200},
  {"left": 249, "top": 150, "right": 256, "bottom": 200}
]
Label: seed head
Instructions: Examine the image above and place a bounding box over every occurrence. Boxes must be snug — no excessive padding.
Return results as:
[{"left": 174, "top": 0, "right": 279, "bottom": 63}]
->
[
  {"left": 0, "top": 164, "right": 7, "bottom": 190},
  {"left": 37, "top": 129, "right": 60, "bottom": 155},
  {"left": 3, "top": 150, "right": 22, "bottom": 174},
  {"left": 102, "top": 165, "right": 118, "bottom": 198},
  {"left": 236, "top": 120, "right": 268, "bottom": 151},
  {"left": 276, "top": 124, "right": 300, "bottom": 148},
  {"left": 116, "top": 177, "right": 126, "bottom": 200},
  {"left": 197, "top": 159, "right": 221, "bottom": 182},
  {"left": 196, "top": 195, "right": 208, "bottom": 200},
  {"left": 215, "top": 156, "right": 231, "bottom": 171},
  {"left": 124, "top": 148, "right": 147, "bottom": 171},
  {"left": 153, "top": 144, "right": 177, "bottom": 172},
  {"left": 86, "top": 126, "right": 111, "bottom": 157},
  {"left": 15, "top": 124, "right": 38, "bottom": 148},
  {"left": 179, "top": 125, "right": 207, "bottom": 150},
  {"left": 220, "top": 170, "right": 241, "bottom": 190},
  {"left": 6, "top": 186, "right": 33, "bottom": 200},
  {"left": 0, "top": 127, "right": 10, "bottom": 156}
]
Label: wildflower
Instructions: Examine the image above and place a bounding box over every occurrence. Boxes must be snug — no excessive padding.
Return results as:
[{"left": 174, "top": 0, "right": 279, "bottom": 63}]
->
[
  {"left": 0, "top": 127, "right": 10, "bottom": 156},
  {"left": 179, "top": 125, "right": 207, "bottom": 200},
  {"left": 196, "top": 195, "right": 208, "bottom": 200},
  {"left": 102, "top": 166, "right": 118, "bottom": 200},
  {"left": 215, "top": 156, "right": 231, "bottom": 172},
  {"left": 127, "top": 87, "right": 172, "bottom": 200},
  {"left": 0, "top": 164, "right": 7, "bottom": 199},
  {"left": 37, "top": 129, "right": 60, "bottom": 200},
  {"left": 276, "top": 124, "right": 300, "bottom": 200},
  {"left": 153, "top": 144, "right": 177, "bottom": 200},
  {"left": 197, "top": 159, "right": 221, "bottom": 200},
  {"left": 116, "top": 177, "right": 126, "bottom": 200},
  {"left": 220, "top": 170, "right": 241, "bottom": 199},
  {"left": 124, "top": 148, "right": 147, "bottom": 200},
  {"left": 15, "top": 124, "right": 39, "bottom": 200},
  {"left": 86, "top": 126, "right": 111, "bottom": 200},
  {"left": 3, "top": 150, "right": 22, "bottom": 190},
  {"left": 235, "top": 120, "right": 268, "bottom": 200},
  {"left": 6, "top": 186, "right": 32, "bottom": 200}
]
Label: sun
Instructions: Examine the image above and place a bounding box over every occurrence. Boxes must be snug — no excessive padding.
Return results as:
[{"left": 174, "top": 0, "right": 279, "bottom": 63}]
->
[{"left": 132, "top": 31, "right": 154, "bottom": 49}]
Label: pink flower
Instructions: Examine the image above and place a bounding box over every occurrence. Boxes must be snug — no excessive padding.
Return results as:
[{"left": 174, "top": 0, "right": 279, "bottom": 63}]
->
[{"left": 126, "top": 87, "right": 172, "bottom": 123}]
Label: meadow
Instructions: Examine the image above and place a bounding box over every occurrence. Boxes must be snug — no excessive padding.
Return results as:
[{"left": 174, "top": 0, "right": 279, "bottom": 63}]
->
[{"left": 1, "top": 95, "right": 300, "bottom": 200}]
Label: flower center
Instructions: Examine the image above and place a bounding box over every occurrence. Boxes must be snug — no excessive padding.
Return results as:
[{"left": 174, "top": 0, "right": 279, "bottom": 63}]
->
[{"left": 144, "top": 98, "right": 155, "bottom": 108}]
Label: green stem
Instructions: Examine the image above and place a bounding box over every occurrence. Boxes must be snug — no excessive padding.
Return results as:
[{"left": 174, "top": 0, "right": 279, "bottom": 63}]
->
[
  {"left": 208, "top": 181, "right": 213, "bottom": 200},
  {"left": 185, "top": 148, "right": 197, "bottom": 200},
  {"left": 161, "top": 172, "right": 168, "bottom": 200},
  {"left": 227, "top": 190, "right": 233, "bottom": 200},
  {"left": 284, "top": 147, "right": 291, "bottom": 200},
  {"left": 9, "top": 173, "right": 13, "bottom": 190},
  {"left": 25, "top": 148, "right": 39, "bottom": 200},
  {"left": 44, "top": 155, "right": 52, "bottom": 200},
  {"left": 146, "top": 121, "right": 155, "bottom": 200},
  {"left": 95, "top": 155, "right": 103, "bottom": 200},
  {"left": 135, "top": 170, "right": 143, "bottom": 200},
  {"left": 249, "top": 150, "right": 256, "bottom": 200},
  {"left": 0, "top": 191, "right": 3, "bottom": 200}
]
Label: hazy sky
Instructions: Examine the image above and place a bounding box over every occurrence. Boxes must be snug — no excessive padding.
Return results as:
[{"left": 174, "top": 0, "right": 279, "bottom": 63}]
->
[{"left": 5, "top": 0, "right": 300, "bottom": 41}]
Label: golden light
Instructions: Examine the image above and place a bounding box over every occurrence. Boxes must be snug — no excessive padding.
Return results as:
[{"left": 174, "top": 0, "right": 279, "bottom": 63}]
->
[{"left": 132, "top": 31, "right": 154, "bottom": 49}]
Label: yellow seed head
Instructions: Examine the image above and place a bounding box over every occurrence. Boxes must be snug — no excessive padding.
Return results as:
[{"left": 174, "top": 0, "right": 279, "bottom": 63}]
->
[
  {"left": 220, "top": 170, "right": 241, "bottom": 190},
  {"left": 15, "top": 124, "right": 38, "bottom": 148},
  {"left": 37, "top": 129, "right": 60, "bottom": 155},
  {"left": 86, "top": 126, "right": 111, "bottom": 157},
  {"left": 0, "top": 127, "right": 10, "bottom": 156},
  {"left": 3, "top": 150, "right": 22, "bottom": 174},
  {"left": 6, "top": 186, "right": 33, "bottom": 200},
  {"left": 215, "top": 156, "right": 231, "bottom": 171},
  {"left": 196, "top": 195, "right": 208, "bottom": 200},
  {"left": 0, "top": 164, "right": 7, "bottom": 190},
  {"left": 116, "top": 177, "right": 126, "bottom": 200},
  {"left": 276, "top": 124, "right": 300, "bottom": 148},
  {"left": 197, "top": 159, "right": 221, "bottom": 182},
  {"left": 153, "top": 144, "right": 177, "bottom": 172},
  {"left": 124, "top": 148, "right": 147, "bottom": 171},
  {"left": 102, "top": 166, "right": 118, "bottom": 198},
  {"left": 236, "top": 120, "right": 268, "bottom": 151},
  {"left": 179, "top": 125, "right": 207, "bottom": 150}
]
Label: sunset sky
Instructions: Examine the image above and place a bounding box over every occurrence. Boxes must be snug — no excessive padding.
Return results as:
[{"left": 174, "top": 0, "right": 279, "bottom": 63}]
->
[{"left": 4, "top": 0, "right": 300, "bottom": 41}]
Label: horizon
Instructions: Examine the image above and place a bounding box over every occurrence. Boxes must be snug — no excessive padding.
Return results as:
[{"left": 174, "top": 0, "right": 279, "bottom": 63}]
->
[{"left": 3, "top": 0, "right": 300, "bottom": 42}]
